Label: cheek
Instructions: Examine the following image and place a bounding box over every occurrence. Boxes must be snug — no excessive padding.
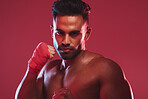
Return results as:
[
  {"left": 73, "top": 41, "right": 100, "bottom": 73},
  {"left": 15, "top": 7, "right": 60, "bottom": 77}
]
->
[
  {"left": 54, "top": 34, "right": 63, "bottom": 45},
  {"left": 53, "top": 35, "right": 62, "bottom": 50},
  {"left": 71, "top": 36, "right": 82, "bottom": 47}
]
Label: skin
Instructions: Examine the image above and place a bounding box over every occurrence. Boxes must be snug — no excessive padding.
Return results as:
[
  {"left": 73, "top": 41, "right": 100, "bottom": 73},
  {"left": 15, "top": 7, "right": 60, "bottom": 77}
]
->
[
  {"left": 37, "top": 15, "right": 133, "bottom": 99},
  {"left": 15, "top": 15, "right": 133, "bottom": 99}
]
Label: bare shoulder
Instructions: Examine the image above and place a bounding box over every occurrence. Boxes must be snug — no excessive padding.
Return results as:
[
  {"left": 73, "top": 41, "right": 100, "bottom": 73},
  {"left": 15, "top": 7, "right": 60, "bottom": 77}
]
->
[
  {"left": 89, "top": 54, "right": 133, "bottom": 98},
  {"left": 85, "top": 51, "right": 124, "bottom": 78},
  {"left": 85, "top": 51, "right": 125, "bottom": 82},
  {"left": 92, "top": 56, "right": 125, "bottom": 80},
  {"left": 92, "top": 56, "right": 132, "bottom": 98}
]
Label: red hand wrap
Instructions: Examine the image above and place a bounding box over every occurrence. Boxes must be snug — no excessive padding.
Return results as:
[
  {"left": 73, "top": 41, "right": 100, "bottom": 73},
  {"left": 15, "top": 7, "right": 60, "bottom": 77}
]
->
[{"left": 28, "top": 42, "right": 50, "bottom": 75}]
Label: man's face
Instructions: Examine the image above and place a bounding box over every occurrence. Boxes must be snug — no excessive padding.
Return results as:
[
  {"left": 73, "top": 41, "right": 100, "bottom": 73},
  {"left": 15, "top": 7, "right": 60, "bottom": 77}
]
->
[{"left": 52, "top": 15, "right": 89, "bottom": 60}]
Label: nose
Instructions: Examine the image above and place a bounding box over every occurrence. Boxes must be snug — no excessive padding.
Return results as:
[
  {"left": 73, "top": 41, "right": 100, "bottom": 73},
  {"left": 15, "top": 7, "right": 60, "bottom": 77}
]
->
[{"left": 62, "top": 34, "right": 71, "bottom": 46}]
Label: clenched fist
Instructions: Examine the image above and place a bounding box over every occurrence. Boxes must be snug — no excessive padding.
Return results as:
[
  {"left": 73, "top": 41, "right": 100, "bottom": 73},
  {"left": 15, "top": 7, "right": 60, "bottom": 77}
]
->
[
  {"left": 28, "top": 42, "right": 55, "bottom": 75},
  {"left": 52, "top": 88, "right": 74, "bottom": 99}
]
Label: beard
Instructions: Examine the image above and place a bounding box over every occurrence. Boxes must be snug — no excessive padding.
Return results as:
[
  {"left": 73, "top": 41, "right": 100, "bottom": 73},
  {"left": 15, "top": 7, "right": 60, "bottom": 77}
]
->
[{"left": 57, "top": 44, "right": 82, "bottom": 60}]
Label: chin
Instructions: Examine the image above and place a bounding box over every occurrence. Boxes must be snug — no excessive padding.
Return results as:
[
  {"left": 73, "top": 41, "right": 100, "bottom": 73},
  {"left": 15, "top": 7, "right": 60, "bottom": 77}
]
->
[
  {"left": 60, "top": 53, "right": 75, "bottom": 60},
  {"left": 58, "top": 44, "right": 82, "bottom": 60},
  {"left": 60, "top": 50, "right": 81, "bottom": 60}
]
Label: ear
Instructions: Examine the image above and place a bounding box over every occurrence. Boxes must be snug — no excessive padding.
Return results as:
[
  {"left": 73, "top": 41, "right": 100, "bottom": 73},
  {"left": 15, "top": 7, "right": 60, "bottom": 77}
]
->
[
  {"left": 50, "top": 25, "right": 54, "bottom": 34},
  {"left": 84, "top": 27, "right": 91, "bottom": 41}
]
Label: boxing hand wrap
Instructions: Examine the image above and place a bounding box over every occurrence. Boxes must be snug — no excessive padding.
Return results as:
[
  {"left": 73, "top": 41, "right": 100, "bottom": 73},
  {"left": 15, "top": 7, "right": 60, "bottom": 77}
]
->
[{"left": 28, "top": 42, "right": 50, "bottom": 75}]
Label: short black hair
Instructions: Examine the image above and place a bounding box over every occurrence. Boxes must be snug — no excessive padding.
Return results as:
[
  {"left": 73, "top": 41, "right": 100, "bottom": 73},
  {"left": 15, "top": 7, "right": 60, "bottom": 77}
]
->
[{"left": 52, "top": 0, "right": 91, "bottom": 23}]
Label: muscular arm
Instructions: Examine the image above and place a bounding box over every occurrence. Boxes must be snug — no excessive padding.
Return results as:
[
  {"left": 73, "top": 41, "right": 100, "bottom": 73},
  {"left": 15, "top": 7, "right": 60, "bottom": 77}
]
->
[
  {"left": 15, "top": 69, "right": 44, "bottom": 99},
  {"left": 15, "top": 42, "right": 55, "bottom": 99},
  {"left": 98, "top": 58, "right": 133, "bottom": 99}
]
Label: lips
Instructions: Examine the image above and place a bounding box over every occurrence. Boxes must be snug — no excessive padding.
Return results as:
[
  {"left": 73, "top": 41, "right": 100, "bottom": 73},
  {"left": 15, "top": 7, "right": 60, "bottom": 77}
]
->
[
  {"left": 59, "top": 48, "right": 72, "bottom": 53},
  {"left": 61, "top": 49, "right": 70, "bottom": 52}
]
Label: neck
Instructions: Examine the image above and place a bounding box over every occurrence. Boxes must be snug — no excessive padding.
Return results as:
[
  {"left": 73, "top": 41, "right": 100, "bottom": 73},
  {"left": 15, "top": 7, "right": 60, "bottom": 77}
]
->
[{"left": 61, "top": 50, "right": 85, "bottom": 70}]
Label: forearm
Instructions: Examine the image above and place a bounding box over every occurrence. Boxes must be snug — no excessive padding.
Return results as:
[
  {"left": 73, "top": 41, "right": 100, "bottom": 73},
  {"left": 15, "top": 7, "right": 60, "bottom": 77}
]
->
[
  {"left": 15, "top": 69, "right": 38, "bottom": 99},
  {"left": 15, "top": 42, "right": 55, "bottom": 99}
]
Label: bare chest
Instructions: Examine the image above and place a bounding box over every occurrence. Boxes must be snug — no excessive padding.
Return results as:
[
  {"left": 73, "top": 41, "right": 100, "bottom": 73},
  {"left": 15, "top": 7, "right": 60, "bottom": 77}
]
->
[{"left": 44, "top": 66, "right": 100, "bottom": 99}]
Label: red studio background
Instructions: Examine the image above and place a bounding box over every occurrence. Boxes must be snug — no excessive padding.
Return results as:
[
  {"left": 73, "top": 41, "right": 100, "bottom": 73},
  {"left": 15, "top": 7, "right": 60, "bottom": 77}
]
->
[{"left": 0, "top": 0, "right": 148, "bottom": 98}]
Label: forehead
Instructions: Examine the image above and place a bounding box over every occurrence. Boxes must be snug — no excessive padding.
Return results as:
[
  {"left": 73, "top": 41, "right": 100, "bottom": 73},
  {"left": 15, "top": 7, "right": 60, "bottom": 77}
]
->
[{"left": 53, "top": 15, "right": 85, "bottom": 30}]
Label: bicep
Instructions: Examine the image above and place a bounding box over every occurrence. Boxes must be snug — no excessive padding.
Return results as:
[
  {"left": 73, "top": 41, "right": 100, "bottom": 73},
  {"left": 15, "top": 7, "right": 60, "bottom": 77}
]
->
[
  {"left": 36, "top": 67, "right": 45, "bottom": 99},
  {"left": 97, "top": 58, "right": 133, "bottom": 99},
  {"left": 100, "top": 79, "right": 132, "bottom": 99}
]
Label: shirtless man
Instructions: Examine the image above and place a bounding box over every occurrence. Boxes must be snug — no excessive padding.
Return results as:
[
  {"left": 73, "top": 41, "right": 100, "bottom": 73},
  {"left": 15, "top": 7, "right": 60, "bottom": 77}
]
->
[{"left": 15, "top": 0, "right": 133, "bottom": 99}]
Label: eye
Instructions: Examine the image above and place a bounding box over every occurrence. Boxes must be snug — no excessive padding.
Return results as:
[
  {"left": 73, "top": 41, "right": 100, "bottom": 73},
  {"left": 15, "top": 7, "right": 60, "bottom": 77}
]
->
[
  {"left": 69, "top": 32, "right": 80, "bottom": 37},
  {"left": 55, "top": 31, "right": 65, "bottom": 36}
]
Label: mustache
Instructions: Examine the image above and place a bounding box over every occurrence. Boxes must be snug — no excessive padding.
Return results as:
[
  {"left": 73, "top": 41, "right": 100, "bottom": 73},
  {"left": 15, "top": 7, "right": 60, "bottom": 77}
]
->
[{"left": 58, "top": 44, "right": 75, "bottom": 50}]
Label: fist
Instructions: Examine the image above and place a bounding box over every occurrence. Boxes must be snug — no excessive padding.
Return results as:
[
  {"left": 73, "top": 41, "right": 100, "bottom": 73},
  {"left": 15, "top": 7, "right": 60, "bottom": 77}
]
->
[
  {"left": 52, "top": 88, "right": 74, "bottom": 99},
  {"left": 28, "top": 42, "right": 55, "bottom": 75}
]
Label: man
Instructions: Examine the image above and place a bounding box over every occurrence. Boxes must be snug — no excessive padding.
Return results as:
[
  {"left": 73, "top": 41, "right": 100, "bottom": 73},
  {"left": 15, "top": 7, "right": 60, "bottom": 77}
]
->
[{"left": 15, "top": 0, "right": 133, "bottom": 99}]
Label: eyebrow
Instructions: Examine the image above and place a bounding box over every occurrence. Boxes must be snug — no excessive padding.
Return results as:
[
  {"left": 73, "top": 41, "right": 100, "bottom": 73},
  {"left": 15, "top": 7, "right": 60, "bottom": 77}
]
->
[
  {"left": 69, "top": 30, "right": 80, "bottom": 34},
  {"left": 56, "top": 29, "right": 64, "bottom": 33},
  {"left": 56, "top": 29, "right": 80, "bottom": 33}
]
